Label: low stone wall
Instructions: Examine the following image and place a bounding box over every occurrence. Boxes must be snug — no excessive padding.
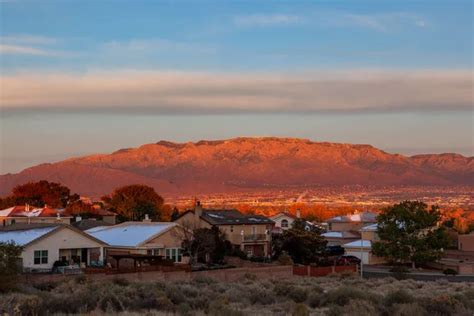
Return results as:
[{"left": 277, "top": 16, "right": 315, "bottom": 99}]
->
[{"left": 22, "top": 265, "right": 294, "bottom": 284}]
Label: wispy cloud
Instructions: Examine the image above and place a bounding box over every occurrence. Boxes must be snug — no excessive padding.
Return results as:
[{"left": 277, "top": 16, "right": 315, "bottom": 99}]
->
[
  {"left": 1, "top": 34, "right": 57, "bottom": 45},
  {"left": 334, "top": 12, "right": 428, "bottom": 32},
  {"left": 0, "top": 34, "right": 72, "bottom": 57},
  {"left": 1, "top": 69, "right": 471, "bottom": 114},
  {"left": 233, "top": 14, "right": 303, "bottom": 27},
  {"left": 0, "top": 44, "right": 59, "bottom": 56}
]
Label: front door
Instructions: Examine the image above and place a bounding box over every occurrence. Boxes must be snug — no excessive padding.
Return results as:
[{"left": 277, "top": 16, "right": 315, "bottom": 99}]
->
[{"left": 81, "top": 249, "right": 88, "bottom": 264}]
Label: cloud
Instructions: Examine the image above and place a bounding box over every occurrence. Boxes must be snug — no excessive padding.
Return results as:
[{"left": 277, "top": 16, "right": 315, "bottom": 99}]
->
[
  {"left": 0, "top": 35, "right": 72, "bottom": 57},
  {"left": 1, "top": 34, "right": 57, "bottom": 45},
  {"left": 233, "top": 14, "right": 303, "bottom": 27},
  {"left": 336, "top": 12, "right": 429, "bottom": 32},
  {"left": 0, "top": 44, "right": 59, "bottom": 56},
  {"left": 1, "top": 69, "right": 471, "bottom": 114}
]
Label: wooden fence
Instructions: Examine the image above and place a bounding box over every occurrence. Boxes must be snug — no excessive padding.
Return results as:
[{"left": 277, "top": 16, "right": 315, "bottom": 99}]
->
[{"left": 293, "top": 265, "right": 357, "bottom": 277}]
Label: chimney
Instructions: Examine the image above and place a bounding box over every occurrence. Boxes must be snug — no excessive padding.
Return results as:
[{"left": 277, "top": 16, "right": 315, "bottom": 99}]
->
[
  {"left": 195, "top": 200, "right": 203, "bottom": 222},
  {"left": 143, "top": 214, "right": 151, "bottom": 222},
  {"left": 296, "top": 209, "right": 301, "bottom": 219}
]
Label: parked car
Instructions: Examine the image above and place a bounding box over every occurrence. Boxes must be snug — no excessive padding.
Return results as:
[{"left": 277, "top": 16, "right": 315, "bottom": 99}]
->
[
  {"left": 325, "top": 245, "right": 345, "bottom": 256},
  {"left": 336, "top": 255, "right": 361, "bottom": 265}
]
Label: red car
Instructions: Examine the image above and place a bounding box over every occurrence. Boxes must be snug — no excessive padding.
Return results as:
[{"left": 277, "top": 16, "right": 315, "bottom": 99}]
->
[{"left": 336, "top": 255, "right": 361, "bottom": 265}]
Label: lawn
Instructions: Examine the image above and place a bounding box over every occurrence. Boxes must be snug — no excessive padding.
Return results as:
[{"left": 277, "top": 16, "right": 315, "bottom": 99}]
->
[{"left": 1, "top": 272, "right": 473, "bottom": 315}]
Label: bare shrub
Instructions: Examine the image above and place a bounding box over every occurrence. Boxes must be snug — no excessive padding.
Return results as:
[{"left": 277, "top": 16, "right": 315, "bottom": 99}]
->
[
  {"left": 0, "top": 293, "right": 43, "bottom": 316},
  {"left": 292, "top": 303, "right": 309, "bottom": 316},
  {"left": 246, "top": 285, "right": 276, "bottom": 305},
  {"left": 383, "top": 289, "right": 414, "bottom": 307},
  {"left": 327, "top": 299, "right": 377, "bottom": 316},
  {"left": 391, "top": 303, "right": 426, "bottom": 316},
  {"left": 324, "top": 285, "right": 380, "bottom": 307}
]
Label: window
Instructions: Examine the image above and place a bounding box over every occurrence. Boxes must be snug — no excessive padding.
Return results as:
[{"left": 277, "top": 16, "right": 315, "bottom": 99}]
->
[
  {"left": 281, "top": 219, "right": 289, "bottom": 228},
  {"left": 165, "top": 248, "right": 182, "bottom": 263},
  {"left": 34, "top": 250, "right": 48, "bottom": 265}
]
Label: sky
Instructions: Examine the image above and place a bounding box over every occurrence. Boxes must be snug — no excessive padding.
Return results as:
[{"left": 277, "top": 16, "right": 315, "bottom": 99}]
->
[{"left": 0, "top": 0, "right": 473, "bottom": 174}]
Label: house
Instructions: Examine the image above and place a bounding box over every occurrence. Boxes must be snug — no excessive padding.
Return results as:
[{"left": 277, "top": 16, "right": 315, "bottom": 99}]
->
[
  {"left": 326, "top": 211, "right": 377, "bottom": 232},
  {"left": 270, "top": 212, "right": 297, "bottom": 232},
  {"left": 342, "top": 223, "right": 386, "bottom": 265},
  {"left": 86, "top": 221, "right": 188, "bottom": 265},
  {"left": 322, "top": 231, "right": 361, "bottom": 246},
  {"left": 0, "top": 205, "right": 72, "bottom": 226},
  {"left": 459, "top": 233, "right": 474, "bottom": 251},
  {"left": 72, "top": 218, "right": 113, "bottom": 231},
  {"left": 0, "top": 224, "right": 106, "bottom": 272},
  {"left": 174, "top": 202, "right": 274, "bottom": 257},
  {"left": 436, "top": 233, "right": 474, "bottom": 274}
]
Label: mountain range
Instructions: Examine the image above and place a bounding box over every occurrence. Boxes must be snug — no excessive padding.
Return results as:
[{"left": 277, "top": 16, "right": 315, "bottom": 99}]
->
[{"left": 0, "top": 137, "right": 472, "bottom": 197}]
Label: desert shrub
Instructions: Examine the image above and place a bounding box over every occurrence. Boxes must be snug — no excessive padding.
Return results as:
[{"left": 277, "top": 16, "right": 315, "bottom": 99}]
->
[
  {"left": 193, "top": 275, "right": 216, "bottom": 285},
  {"left": 208, "top": 298, "right": 243, "bottom": 316},
  {"left": 38, "top": 282, "right": 100, "bottom": 314},
  {"left": 327, "top": 299, "right": 378, "bottom": 316},
  {"left": 180, "top": 284, "right": 200, "bottom": 298},
  {"left": 247, "top": 286, "right": 275, "bottom": 305},
  {"left": 177, "top": 302, "right": 193, "bottom": 316},
  {"left": 420, "top": 295, "right": 465, "bottom": 316},
  {"left": 383, "top": 289, "right": 414, "bottom": 307},
  {"left": 0, "top": 293, "right": 43, "bottom": 316},
  {"left": 112, "top": 277, "right": 130, "bottom": 286},
  {"left": 288, "top": 286, "right": 308, "bottom": 303},
  {"left": 292, "top": 303, "right": 309, "bottom": 316},
  {"left": 32, "top": 280, "right": 59, "bottom": 291},
  {"left": 273, "top": 281, "right": 294, "bottom": 296},
  {"left": 307, "top": 291, "right": 323, "bottom": 308},
  {"left": 74, "top": 274, "right": 87, "bottom": 284},
  {"left": 165, "top": 285, "right": 187, "bottom": 305},
  {"left": 324, "top": 286, "right": 379, "bottom": 307},
  {"left": 243, "top": 272, "right": 257, "bottom": 281},
  {"left": 390, "top": 303, "right": 426, "bottom": 316},
  {"left": 459, "top": 289, "right": 474, "bottom": 309},
  {"left": 277, "top": 252, "right": 294, "bottom": 265},
  {"left": 0, "top": 242, "right": 23, "bottom": 293},
  {"left": 443, "top": 268, "right": 458, "bottom": 275}
]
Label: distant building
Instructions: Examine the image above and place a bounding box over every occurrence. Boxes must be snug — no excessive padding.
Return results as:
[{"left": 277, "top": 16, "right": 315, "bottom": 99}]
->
[
  {"left": 459, "top": 233, "right": 474, "bottom": 252},
  {"left": 174, "top": 202, "right": 274, "bottom": 257},
  {"left": 270, "top": 212, "right": 297, "bottom": 233},
  {"left": 0, "top": 224, "right": 106, "bottom": 272},
  {"left": 322, "top": 231, "right": 360, "bottom": 246},
  {"left": 0, "top": 205, "right": 72, "bottom": 226},
  {"left": 342, "top": 223, "right": 386, "bottom": 265},
  {"left": 86, "top": 221, "right": 187, "bottom": 265},
  {"left": 326, "top": 211, "right": 377, "bottom": 232}
]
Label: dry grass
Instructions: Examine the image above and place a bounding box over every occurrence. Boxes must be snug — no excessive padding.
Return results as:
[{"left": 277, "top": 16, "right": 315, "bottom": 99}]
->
[{"left": 1, "top": 273, "right": 473, "bottom": 315}]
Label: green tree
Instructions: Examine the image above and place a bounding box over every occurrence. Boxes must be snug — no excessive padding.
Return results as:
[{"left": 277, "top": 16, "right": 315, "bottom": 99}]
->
[
  {"left": 0, "top": 241, "right": 23, "bottom": 292},
  {"left": 273, "top": 219, "right": 327, "bottom": 264},
  {"left": 102, "top": 185, "right": 164, "bottom": 221},
  {"left": 182, "top": 226, "right": 227, "bottom": 264},
  {"left": 372, "top": 201, "right": 449, "bottom": 269}
]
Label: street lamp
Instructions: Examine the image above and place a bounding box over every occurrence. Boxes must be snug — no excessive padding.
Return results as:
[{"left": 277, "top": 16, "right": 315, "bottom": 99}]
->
[{"left": 360, "top": 240, "right": 364, "bottom": 278}]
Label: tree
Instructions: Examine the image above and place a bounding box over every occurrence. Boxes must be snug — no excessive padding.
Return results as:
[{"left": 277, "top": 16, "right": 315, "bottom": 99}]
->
[
  {"left": 181, "top": 226, "right": 228, "bottom": 264},
  {"left": 102, "top": 185, "right": 164, "bottom": 221},
  {"left": 272, "top": 219, "right": 327, "bottom": 265},
  {"left": 65, "top": 200, "right": 95, "bottom": 216},
  {"left": 372, "top": 201, "right": 449, "bottom": 269},
  {"left": 0, "top": 242, "right": 23, "bottom": 292},
  {"left": 10, "top": 180, "right": 79, "bottom": 208}
]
